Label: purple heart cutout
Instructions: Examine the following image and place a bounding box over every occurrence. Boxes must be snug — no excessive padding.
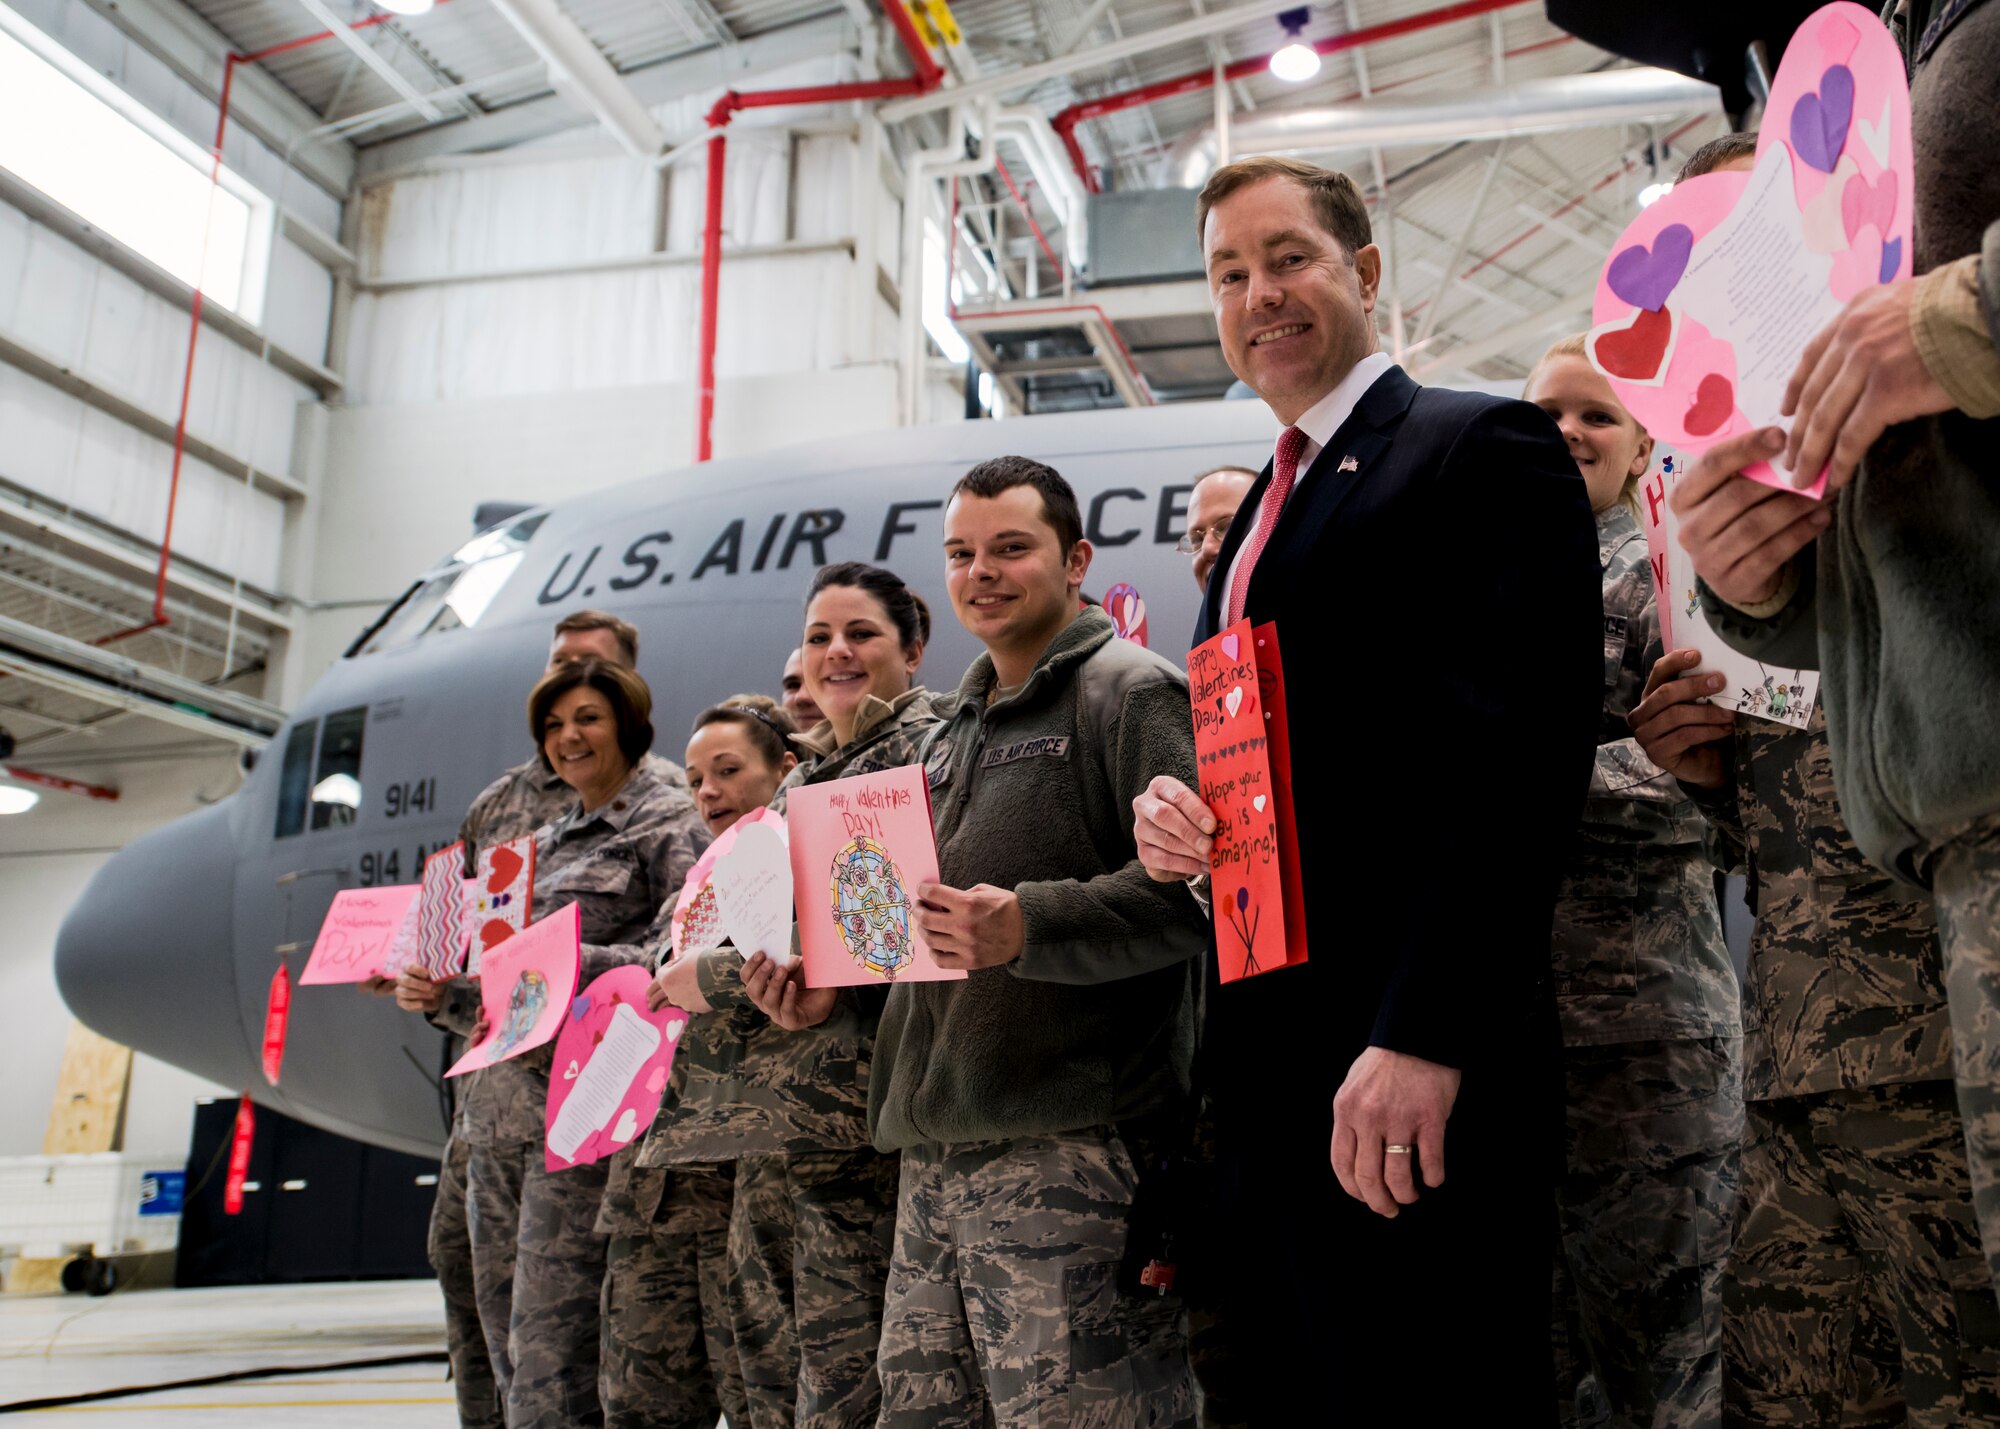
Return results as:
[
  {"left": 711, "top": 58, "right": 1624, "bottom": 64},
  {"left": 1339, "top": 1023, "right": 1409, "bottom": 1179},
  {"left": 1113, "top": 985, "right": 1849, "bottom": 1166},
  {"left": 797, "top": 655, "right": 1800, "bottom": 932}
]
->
[
  {"left": 1789, "top": 64, "right": 1853, "bottom": 174},
  {"left": 1878, "top": 235, "right": 1903, "bottom": 284},
  {"left": 569, "top": 994, "right": 591, "bottom": 1022},
  {"left": 1606, "top": 224, "right": 1693, "bottom": 313}
]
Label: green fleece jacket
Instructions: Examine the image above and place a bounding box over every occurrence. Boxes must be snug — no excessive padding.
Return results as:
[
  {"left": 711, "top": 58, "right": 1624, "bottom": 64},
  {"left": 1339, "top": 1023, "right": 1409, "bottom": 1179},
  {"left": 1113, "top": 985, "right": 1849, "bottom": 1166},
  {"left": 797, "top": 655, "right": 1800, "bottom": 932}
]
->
[
  {"left": 868, "top": 606, "right": 1207, "bottom": 1151},
  {"left": 1700, "top": 0, "right": 2000, "bottom": 884}
]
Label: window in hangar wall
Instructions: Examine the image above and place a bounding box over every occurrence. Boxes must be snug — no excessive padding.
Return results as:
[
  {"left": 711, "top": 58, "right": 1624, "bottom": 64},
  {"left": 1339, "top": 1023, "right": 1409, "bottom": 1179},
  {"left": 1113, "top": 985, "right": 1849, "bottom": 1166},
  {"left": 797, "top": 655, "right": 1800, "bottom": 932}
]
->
[{"left": 0, "top": 3, "right": 273, "bottom": 319}]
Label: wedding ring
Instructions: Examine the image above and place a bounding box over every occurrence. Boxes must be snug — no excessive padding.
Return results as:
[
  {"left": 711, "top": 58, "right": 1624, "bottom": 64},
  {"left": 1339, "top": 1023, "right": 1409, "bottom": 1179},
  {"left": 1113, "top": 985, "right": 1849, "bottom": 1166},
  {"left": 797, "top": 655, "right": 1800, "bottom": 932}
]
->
[{"left": 1384, "top": 1145, "right": 1414, "bottom": 1155}]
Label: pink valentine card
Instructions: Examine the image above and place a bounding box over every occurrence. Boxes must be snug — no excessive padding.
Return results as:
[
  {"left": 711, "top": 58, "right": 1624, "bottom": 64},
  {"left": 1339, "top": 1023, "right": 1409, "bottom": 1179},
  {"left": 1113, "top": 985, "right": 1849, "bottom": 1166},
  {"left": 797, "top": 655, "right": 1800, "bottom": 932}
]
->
[
  {"left": 787, "top": 764, "right": 965, "bottom": 988},
  {"left": 1105, "top": 582, "right": 1149, "bottom": 648},
  {"left": 544, "top": 965, "right": 688, "bottom": 1171},
  {"left": 446, "top": 902, "right": 580, "bottom": 1077},
  {"left": 1589, "top": 1, "right": 1911, "bottom": 499},
  {"left": 300, "top": 885, "right": 420, "bottom": 985},
  {"left": 1639, "top": 449, "right": 1820, "bottom": 728}
]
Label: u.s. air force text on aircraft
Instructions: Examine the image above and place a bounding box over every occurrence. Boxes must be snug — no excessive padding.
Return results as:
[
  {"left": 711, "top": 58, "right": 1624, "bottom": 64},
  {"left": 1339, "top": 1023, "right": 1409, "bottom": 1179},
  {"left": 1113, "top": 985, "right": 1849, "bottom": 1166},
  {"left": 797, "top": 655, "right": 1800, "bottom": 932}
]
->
[{"left": 533, "top": 488, "right": 1198, "bottom": 605}]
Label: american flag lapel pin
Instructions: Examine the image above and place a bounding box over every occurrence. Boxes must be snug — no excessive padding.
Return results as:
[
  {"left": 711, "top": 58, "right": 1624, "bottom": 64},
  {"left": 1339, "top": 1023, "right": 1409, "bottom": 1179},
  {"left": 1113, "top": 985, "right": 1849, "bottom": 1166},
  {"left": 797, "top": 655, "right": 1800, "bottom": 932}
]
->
[{"left": 1338, "top": 454, "right": 1359, "bottom": 473}]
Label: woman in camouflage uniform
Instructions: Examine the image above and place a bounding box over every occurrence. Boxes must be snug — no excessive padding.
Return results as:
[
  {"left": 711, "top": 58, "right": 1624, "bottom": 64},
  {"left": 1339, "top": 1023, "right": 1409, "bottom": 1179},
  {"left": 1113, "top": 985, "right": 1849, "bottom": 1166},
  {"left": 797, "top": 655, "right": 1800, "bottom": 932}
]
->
[
  {"left": 468, "top": 657, "right": 711, "bottom": 1429},
  {"left": 1526, "top": 339, "right": 1743, "bottom": 1427},
  {"left": 600, "top": 694, "right": 798, "bottom": 1428},
  {"left": 660, "top": 562, "right": 942, "bottom": 1429}
]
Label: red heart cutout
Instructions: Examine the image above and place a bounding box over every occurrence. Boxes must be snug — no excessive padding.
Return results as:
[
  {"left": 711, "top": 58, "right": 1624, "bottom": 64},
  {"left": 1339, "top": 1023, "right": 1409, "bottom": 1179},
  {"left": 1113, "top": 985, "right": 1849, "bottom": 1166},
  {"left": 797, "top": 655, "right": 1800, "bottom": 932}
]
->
[
  {"left": 1839, "top": 169, "right": 1896, "bottom": 244},
  {"left": 480, "top": 918, "right": 517, "bottom": 951},
  {"left": 1684, "top": 373, "right": 1734, "bottom": 437},
  {"left": 1594, "top": 306, "right": 1673, "bottom": 381},
  {"left": 485, "top": 845, "right": 524, "bottom": 895}
]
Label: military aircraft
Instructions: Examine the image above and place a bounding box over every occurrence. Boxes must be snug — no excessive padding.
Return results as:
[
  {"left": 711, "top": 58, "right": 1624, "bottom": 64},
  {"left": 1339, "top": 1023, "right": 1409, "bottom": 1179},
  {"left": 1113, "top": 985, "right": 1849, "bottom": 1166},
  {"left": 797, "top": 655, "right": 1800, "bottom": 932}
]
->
[{"left": 54, "top": 398, "right": 1278, "bottom": 1156}]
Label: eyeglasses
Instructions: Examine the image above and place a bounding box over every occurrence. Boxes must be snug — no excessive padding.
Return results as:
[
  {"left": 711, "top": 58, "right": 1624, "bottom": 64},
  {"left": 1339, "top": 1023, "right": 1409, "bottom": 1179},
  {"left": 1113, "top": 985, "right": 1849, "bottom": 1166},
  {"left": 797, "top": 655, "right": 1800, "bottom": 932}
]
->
[{"left": 1175, "top": 525, "right": 1229, "bottom": 556}]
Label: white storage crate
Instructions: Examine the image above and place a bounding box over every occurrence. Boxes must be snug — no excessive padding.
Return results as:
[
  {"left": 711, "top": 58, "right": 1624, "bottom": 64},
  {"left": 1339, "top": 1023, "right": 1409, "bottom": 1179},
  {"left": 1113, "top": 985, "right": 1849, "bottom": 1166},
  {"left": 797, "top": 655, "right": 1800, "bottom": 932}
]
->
[{"left": 0, "top": 1153, "right": 184, "bottom": 1260}]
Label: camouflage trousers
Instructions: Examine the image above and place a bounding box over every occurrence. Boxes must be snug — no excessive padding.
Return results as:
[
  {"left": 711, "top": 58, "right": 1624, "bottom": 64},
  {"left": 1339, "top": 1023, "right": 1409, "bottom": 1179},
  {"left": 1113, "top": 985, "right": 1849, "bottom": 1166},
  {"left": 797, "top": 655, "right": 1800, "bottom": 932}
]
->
[
  {"left": 1723, "top": 1080, "right": 2000, "bottom": 1426},
  {"left": 467, "top": 1139, "right": 610, "bottom": 1428},
  {"left": 728, "top": 1147, "right": 898, "bottom": 1429},
  {"left": 1554, "top": 1035, "right": 1743, "bottom": 1428},
  {"left": 876, "top": 1128, "right": 1194, "bottom": 1429},
  {"left": 1933, "top": 812, "right": 2000, "bottom": 1302},
  {"left": 429, "top": 1132, "right": 503, "bottom": 1429},
  {"left": 599, "top": 1161, "right": 738, "bottom": 1429}
]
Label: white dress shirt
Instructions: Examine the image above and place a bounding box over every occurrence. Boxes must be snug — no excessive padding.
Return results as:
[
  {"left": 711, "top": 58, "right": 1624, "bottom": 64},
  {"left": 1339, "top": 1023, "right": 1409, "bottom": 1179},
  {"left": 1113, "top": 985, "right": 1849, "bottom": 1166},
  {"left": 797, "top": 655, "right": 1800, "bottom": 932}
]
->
[{"left": 1222, "top": 350, "right": 1396, "bottom": 607}]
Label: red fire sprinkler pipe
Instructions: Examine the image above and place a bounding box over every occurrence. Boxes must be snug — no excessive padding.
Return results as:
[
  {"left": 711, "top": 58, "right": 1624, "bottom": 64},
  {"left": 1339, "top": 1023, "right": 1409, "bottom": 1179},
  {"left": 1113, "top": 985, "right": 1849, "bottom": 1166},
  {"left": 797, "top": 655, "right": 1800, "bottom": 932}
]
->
[
  {"left": 98, "top": 3, "right": 459, "bottom": 647},
  {"left": 696, "top": 0, "right": 946, "bottom": 461},
  {"left": 1051, "top": 0, "right": 1533, "bottom": 192}
]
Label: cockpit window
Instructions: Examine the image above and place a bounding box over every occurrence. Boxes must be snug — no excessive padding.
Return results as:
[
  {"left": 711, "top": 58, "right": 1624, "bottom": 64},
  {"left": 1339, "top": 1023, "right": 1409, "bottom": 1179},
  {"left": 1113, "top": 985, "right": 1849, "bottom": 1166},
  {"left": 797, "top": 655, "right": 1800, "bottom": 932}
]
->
[
  {"left": 355, "top": 511, "right": 548, "bottom": 656},
  {"left": 309, "top": 706, "right": 367, "bottom": 830},
  {"left": 273, "top": 721, "right": 316, "bottom": 838}
]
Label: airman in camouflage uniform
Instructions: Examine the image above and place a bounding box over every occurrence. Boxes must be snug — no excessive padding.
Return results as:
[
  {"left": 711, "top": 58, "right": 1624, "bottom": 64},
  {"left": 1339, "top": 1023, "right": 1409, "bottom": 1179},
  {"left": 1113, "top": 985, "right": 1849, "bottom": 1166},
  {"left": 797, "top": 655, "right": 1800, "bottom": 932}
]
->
[
  {"left": 1933, "top": 812, "right": 2000, "bottom": 1302},
  {"left": 449, "top": 753, "right": 706, "bottom": 1429},
  {"left": 1658, "top": 705, "right": 2000, "bottom": 1426},
  {"left": 640, "top": 687, "right": 939, "bottom": 1429},
  {"left": 433, "top": 751, "right": 685, "bottom": 1424},
  {"left": 430, "top": 756, "right": 576, "bottom": 1425},
  {"left": 1552, "top": 502, "right": 1742, "bottom": 1428}
]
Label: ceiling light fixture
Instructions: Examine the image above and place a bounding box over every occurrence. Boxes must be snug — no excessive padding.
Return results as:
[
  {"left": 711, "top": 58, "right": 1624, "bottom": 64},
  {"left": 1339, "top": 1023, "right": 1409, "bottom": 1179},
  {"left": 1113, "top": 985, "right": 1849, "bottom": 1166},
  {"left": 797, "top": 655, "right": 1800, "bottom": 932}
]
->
[
  {"left": 0, "top": 785, "right": 40, "bottom": 815},
  {"left": 1269, "top": 8, "right": 1320, "bottom": 83},
  {"left": 374, "top": 0, "right": 435, "bottom": 17}
]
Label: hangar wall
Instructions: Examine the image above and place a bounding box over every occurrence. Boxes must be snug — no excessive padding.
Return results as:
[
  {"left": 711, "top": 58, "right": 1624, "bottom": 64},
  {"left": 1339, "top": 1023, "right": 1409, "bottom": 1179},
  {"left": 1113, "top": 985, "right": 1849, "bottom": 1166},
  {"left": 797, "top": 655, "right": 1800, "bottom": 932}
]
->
[
  {"left": 0, "top": 0, "right": 341, "bottom": 600},
  {"left": 298, "top": 56, "right": 932, "bottom": 673}
]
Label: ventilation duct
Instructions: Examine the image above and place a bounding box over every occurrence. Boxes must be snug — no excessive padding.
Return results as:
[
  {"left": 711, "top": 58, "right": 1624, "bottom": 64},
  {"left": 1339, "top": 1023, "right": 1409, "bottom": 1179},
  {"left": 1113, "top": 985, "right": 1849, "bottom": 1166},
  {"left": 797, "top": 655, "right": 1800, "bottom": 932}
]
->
[{"left": 1171, "top": 67, "right": 1721, "bottom": 187}]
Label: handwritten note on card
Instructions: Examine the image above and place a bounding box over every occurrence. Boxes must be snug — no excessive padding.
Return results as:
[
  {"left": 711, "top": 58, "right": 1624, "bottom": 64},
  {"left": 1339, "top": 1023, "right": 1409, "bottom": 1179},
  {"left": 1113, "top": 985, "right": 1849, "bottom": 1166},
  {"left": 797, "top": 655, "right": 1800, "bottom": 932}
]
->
[
  {"left": 300, "top": 885, "right": 421, "bottom": 985},
  {"left": 786, "top": 765, "right": 964, "bottom": 988},
  {"left": 1589, "top": 2, "right": 1912, "bottom": 499},
  {"left": 1188, "top": 620, "right": 1307, "bottom": 983},
  {"left": 544, "top": 964, "right": 688, "bottom": 1170},
  {"left": 1641, "top": 449, "right": 1819, "bottom": 728}
]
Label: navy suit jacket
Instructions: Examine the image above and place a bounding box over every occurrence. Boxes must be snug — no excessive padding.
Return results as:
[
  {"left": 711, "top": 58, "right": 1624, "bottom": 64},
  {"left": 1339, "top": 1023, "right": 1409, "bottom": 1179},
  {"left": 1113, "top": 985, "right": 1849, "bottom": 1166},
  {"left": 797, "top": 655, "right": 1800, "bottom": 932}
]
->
[{"left": 1193, "top": 363, "right": 1602, "bottom": 1128}]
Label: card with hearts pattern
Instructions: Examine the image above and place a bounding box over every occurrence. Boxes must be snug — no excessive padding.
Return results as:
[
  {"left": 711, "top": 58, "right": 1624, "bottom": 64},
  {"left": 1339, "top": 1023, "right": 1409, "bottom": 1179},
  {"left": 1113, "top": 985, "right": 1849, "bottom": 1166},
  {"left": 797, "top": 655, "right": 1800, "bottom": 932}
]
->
[
  {"left": 543, "top": 964, "right": 688, "bottom": 1171},
  {"left": 466, "top": 835, "right": 535, "bottom": 976},
  {"left": 1188, "top": 618, "right": 1307, "bottom": 983},
  {"left": 1588, "top": 2, "right": 1911, "bottom": 499}
]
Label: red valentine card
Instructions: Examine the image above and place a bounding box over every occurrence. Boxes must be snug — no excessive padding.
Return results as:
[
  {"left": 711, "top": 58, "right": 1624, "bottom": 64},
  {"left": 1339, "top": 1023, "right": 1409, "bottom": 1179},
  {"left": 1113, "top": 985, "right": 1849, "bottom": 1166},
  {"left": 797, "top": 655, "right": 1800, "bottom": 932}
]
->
[{"left": 1188, "top": 619, "right": 1307, "bottom": 982}]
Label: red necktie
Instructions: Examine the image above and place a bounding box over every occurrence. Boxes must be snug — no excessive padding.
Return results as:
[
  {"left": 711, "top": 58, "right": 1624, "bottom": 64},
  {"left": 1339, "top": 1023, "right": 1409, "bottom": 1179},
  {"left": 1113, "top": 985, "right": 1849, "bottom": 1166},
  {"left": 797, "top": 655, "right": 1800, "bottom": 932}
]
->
[{"left": 1226, "top": 425, "right": 1308, "bottom": 629}]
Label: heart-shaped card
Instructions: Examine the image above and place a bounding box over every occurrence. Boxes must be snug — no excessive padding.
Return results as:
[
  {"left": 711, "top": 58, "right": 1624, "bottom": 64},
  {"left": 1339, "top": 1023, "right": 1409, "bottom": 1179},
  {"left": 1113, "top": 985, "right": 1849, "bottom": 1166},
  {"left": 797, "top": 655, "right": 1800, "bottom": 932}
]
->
[
  {"left": 1588, "top": 1, "right": 1911, "bottom": 499},
  {"left": 544, "top": 964, "right": 688, "bottom": 1171},
  {"left": 712, "top": 818, "right": 796, "bottom": 962}
]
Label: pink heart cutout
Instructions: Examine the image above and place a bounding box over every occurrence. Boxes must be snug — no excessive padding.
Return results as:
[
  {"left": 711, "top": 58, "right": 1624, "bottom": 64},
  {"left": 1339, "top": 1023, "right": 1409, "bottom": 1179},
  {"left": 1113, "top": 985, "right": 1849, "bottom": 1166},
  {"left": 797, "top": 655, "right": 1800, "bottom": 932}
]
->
[
  {"left": 1220, "top": 633, "right": 1239, "bottom": 661},
  {"left": 644, "top": 1064, "right": 667, "bottom": 1094},
  {"left": 1840, "top": 169, "right": 1896, "bottom": 244}
]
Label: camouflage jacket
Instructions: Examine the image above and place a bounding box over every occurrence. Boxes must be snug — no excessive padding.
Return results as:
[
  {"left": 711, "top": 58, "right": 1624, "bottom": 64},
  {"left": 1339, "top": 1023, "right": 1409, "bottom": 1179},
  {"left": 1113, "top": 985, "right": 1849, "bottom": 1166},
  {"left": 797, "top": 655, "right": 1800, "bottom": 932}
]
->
[
  {"left": 435, "top": 753, "right": 687, "bottom": 1023},
  {"left": 1687, "top": 706, "right": 1953, "bottom": 1100},
  {"left": 432, "top": 756, "right": 576, "bottom": 1129},
  {"left": 1552, "top": 505, "right": 1740, "bottom": 1046},
  {"left": 637, "top": 687, "right": 943, "bottom": 1165},
  {"left": 454, "top": 759, "right": 709, "bottom": 1147}
]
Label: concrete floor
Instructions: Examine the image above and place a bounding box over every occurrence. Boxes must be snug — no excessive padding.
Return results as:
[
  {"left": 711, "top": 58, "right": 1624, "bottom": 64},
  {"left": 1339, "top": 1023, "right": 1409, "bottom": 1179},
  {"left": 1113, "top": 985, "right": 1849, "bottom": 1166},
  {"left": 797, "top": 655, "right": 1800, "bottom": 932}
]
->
[{"left": 0, "top": 1279, "right": 457, "bottom": 1423}]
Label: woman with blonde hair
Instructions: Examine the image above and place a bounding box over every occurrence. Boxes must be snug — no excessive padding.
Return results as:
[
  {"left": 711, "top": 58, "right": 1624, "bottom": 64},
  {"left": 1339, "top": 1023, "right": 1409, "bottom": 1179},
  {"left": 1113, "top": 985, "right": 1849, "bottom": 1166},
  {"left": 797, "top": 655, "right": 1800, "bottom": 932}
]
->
[{"left": 1525, "top": 338, "right": 1742, "bottom": 1426}]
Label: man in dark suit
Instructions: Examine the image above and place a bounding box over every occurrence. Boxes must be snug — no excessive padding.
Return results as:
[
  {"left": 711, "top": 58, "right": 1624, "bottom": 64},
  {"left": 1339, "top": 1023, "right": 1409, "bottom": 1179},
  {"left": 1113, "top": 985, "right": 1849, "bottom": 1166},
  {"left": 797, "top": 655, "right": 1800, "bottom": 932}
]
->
[{"left": 1134, "top": 156, "right": 1603, "bottom": 1421}]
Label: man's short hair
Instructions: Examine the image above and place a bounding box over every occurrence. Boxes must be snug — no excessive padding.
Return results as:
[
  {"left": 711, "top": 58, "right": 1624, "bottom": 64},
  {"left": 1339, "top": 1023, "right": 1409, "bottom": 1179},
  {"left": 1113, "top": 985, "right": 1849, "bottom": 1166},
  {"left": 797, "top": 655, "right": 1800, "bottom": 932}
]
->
[
  {"left": 1195, "top": 156, "right": 1372, "bottom": 260},
  {"left": 1675, "top": 133, "right": 1757, "bottom": 183},
  {"left": 552, "top": 608, "right": 639, "bottom": 666},
  {"left": 526, "top": 657, "right": 655, "bottom": 770},
  {"left": 1193, "top": 465, "right": 1259, "bottom": 492},
  {"left": 950, "top": 456, "right": 1085, "bottom": 554}
]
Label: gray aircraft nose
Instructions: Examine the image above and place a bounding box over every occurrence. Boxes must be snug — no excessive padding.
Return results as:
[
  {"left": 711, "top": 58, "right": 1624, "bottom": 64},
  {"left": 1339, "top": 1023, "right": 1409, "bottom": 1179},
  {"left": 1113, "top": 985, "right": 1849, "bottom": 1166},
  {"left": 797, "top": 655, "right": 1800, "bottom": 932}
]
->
[{"left": 55, "top": 801, "right": 254, "bottom": 1092}]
